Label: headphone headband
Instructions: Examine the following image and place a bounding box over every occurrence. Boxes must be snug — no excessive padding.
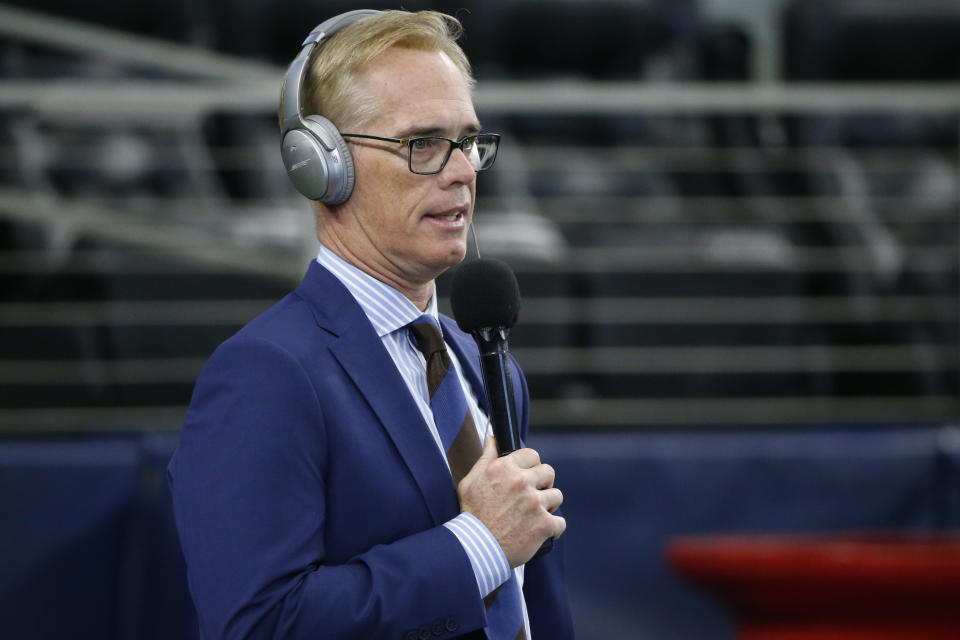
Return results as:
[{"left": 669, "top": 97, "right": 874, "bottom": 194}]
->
[{"left": 281, "top": 9, "right": 381, "bottom": 135}]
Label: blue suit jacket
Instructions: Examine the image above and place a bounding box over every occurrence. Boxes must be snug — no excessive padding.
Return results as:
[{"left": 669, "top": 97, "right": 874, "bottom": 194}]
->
[{"left": 168, "top": 261, "right": 573, "bottom": 640}]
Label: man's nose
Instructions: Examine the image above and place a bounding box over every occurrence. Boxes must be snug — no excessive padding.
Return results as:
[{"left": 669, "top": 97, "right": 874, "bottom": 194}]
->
[{"left": 442, "top": 145, "right": 477, "bottom": 182}]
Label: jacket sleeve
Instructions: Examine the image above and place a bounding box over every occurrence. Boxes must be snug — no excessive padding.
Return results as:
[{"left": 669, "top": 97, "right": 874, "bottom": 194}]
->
[{"left": 168, "top": 337, "right": 486, "bottom": 639}]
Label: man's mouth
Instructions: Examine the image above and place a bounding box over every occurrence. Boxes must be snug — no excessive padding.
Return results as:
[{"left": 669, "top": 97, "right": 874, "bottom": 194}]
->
[
  {"left": 425, "top": 205, "right": 469, "bottom": 223},
  {"left": 429, "top": 212, "right": 462, "bottom": 221}
]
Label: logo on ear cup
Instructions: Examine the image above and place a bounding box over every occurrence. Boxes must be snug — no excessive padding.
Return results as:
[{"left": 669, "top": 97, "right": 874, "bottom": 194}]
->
[{"left": 291, "top": 158, "right": 311, "bottom": 171}]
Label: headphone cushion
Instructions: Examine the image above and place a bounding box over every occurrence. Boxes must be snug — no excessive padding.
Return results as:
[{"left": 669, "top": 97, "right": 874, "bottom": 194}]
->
[{"left": 303, "top": 115, "right": 355, "bottom": 204}]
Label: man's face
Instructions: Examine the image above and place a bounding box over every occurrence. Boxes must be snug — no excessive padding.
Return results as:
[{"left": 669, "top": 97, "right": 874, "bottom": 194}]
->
[{"left": 328, "top": 47, "right": 480, "bottom": 293}]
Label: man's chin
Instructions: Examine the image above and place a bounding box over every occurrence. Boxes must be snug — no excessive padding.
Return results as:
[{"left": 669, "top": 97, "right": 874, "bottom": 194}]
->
[
  {"left": 441, "top": 241, "right": 469, "bottom": 263},
  {"left": 425, "top": 246, "right": 468, "bottom": 277}
]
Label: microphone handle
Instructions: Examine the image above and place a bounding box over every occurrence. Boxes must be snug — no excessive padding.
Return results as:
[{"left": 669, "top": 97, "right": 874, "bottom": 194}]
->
[
  {"left": 476, "top": 331, "right": 553, "bottom": 559},
  {"left": 477, "top": 339, "right": 522, "bottom": 455}
]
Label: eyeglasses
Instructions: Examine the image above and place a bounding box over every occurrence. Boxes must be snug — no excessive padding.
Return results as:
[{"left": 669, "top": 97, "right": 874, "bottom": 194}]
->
[{"left": 340, "top": 132, "right": 500, "bottom": 175}]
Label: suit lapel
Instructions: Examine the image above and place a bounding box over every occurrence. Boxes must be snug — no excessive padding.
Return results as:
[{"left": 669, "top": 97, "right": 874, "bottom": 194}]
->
[{"left": 296, "top": 262, "right": 460, "bottom": 526}]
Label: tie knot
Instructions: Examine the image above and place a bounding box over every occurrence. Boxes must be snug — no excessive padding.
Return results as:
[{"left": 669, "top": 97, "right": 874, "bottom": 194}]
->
[{"left": 409, "top": 316, "right": 446, "bottom": 358}]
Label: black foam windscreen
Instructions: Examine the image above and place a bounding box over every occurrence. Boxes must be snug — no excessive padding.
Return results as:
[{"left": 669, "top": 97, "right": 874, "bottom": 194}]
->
[{"left": 450, "top": 258, "right": 521, "bottom": 332}]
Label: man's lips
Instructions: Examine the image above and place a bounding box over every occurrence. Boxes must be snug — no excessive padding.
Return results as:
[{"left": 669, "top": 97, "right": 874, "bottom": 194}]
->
[
  {"left": 426, "top": 212, "right": 462, "bottom": 221},
  {"left": 424, "top": 205, "right": 469, "bottom": 223}
]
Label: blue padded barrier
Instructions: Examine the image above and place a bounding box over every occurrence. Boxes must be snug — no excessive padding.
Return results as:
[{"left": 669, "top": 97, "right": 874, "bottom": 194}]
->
[
  {"left": 134, "top": 432, "right": 199, "bottom": 640},
  {"left": 0, "top": 438, "right": 141, "bottom": 640},
  {"left": 1, "top": 425, "right": 958, "bottom": 640},
  {"left": 938, "top": 425, "right": 960, "bottom": 530},
  {"left": 534, "top": 425, "right": 950, "bottom": 640}
]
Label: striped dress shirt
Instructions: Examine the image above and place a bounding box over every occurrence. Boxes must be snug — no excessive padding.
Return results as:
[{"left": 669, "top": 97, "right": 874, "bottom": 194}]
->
[{"left": 315, "top": 246, "right": 529, "bottom": 629}]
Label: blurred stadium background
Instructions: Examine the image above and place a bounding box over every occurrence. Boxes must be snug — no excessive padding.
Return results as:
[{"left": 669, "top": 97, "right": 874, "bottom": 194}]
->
[{"left": 2, "top": 0, "right": 959, "bottom": 638}]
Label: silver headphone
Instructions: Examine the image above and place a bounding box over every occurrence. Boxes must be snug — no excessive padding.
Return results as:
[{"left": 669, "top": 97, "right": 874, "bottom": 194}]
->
[{"left": 279, "top": 9, "right": 381, "bottom": 204}]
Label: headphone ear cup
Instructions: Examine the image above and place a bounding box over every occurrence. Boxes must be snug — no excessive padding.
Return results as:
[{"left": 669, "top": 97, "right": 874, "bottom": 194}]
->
[
  {"left": 280, "top": 115, "right": 355, "bottom": 204},
  {"left": 303, "top": 115, "right": 355, "bottom": 205}
]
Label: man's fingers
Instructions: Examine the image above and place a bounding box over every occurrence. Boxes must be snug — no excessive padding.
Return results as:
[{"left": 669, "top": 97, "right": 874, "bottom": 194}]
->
[
  {"left": 505, "top": 447, "right": 541, "bottom": 469},
  {"left": 540, "top": 487, "right": 563, "bottom": 513},
  {"left": 528, "top": 463, "right": 555, "bottom": 490},
  {"left": 550, "top": 514, "right": 567, "bottom": 539}
]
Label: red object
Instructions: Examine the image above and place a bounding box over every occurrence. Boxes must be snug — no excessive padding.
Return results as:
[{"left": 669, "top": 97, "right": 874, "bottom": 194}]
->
[{"left": 666, "top": 533, "right": 960, "bottom": 640}]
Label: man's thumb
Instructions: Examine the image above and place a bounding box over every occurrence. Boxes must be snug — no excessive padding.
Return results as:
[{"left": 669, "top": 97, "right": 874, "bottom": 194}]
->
[{"left": 480, "top": 435, "right": 498, "bottom": 460}]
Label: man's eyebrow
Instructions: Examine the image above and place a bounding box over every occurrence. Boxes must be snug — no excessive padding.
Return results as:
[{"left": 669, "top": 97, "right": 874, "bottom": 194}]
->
[
  {"left": 397, "top": 123, "right": 483, "bottom": 139},
  {"left": 396, "top": 127, "right": 444, "bottom": 139}
]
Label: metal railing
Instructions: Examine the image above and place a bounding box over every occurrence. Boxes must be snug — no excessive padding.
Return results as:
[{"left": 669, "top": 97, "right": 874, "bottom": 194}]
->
[{"left": 1, "top": 6, "right": 958, "bottom": 431}]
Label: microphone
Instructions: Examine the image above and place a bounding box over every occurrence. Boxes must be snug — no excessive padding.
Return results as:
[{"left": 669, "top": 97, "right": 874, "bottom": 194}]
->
[{"left": 450, "top": 257, "right": 553, "bottom": 558}]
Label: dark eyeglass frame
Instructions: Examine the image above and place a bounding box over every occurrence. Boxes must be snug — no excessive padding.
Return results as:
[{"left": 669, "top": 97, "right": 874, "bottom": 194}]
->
[{"left": 340, "top": 132, "right": 501, "bottom": 175}]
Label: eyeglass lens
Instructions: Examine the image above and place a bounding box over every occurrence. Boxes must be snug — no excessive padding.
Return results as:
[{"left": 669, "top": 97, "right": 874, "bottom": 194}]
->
[{"left": 409, "top": 135, "right": 498, "bottom": 174}]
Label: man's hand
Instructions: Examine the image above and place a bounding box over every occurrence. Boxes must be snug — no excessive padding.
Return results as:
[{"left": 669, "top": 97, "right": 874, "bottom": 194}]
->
[{"left": 458, "top": 437, "right": 566, "bottom": 567}]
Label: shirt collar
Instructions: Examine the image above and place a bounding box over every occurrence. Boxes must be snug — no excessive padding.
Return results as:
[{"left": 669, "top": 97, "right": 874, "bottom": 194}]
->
[{"left": 316, "top": 245, "right": 439, "bottom": 338}]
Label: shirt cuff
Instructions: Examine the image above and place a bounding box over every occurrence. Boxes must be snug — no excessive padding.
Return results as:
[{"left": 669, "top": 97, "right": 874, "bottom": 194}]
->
[{"left": 443, "top": 512, "right": 512, "bottom": 598}]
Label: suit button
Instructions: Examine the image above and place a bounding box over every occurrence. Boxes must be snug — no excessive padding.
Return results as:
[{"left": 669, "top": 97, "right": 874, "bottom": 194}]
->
[
  {"left": 432, "top": 620, "right": 445, "bottom": 636},
  {"left": 445, "top": 617, "right": 459, "bottom": 632}
]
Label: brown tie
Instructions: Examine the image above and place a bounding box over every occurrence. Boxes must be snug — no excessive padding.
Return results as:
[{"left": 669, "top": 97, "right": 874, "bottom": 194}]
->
[
  {"left": 409, "top": 317, "right": 482, "bottom": 486},
  {"left": 408, "top": 316, "right": 526, "bottom": 640}
]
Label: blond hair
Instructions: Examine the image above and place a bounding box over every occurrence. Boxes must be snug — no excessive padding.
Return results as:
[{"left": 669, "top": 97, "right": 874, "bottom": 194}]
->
[{"left": 279, "top": 10, "right": 474, "bottom": 132}]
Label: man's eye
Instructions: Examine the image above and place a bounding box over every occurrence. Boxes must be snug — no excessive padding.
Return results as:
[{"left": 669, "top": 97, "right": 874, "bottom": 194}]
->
[{"left": 411, "top": 139, "right": 431, "bottom": 151}]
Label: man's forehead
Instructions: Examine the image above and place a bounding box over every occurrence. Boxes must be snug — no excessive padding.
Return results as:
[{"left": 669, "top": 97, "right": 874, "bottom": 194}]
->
[
  {"left": 359, "top": 48, "right": 478, "bottom": 135},
  {"left": 361, "top": 48, "right": 470, "bottom": 98}
]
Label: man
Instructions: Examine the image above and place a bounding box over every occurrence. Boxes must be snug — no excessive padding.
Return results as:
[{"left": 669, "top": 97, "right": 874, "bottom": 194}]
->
[{"left": 169, "top": 9, "right": 573, "bottom": 640}]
